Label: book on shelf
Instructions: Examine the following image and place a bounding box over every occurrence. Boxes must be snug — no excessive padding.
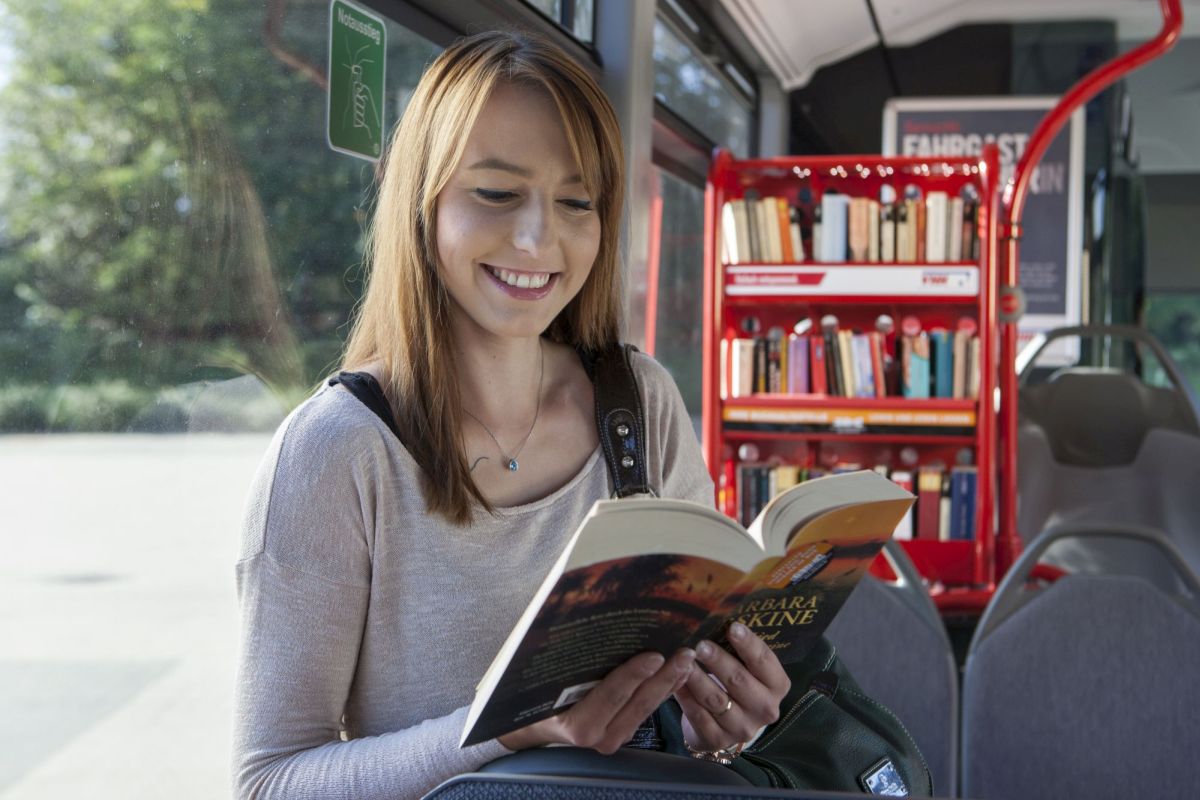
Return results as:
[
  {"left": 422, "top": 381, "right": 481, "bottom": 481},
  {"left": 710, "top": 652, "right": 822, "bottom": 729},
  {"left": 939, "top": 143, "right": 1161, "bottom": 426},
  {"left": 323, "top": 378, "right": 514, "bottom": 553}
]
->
[
  {"left": 916, "top": 466, "right": 943, "bottom": 541},
  {"left": 460, "top": 471, "right": 915, "bottom": 747},
  {"left": 724, "top": 320, "right": 979, "bottom": 401},
  {"left": 949, "top": 465, "right": 978, "bottom": 541}
]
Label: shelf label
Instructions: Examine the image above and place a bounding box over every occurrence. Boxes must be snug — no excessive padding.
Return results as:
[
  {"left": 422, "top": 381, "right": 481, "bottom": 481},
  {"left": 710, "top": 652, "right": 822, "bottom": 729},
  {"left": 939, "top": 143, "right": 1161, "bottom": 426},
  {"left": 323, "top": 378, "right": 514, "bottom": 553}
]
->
[
  {"left": 723, "top": 405, "right": 976, "bottom": 427},
  {"left": 725, "top": 265, "right": 978, "bottom": 297}
]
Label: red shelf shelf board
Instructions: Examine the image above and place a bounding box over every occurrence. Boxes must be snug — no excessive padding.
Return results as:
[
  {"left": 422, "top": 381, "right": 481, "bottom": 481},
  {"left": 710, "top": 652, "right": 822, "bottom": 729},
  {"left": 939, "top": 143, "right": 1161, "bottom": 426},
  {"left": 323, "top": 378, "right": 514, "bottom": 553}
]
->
[{"left": 721, "top": 430, "right": 977, "bottom": 446}]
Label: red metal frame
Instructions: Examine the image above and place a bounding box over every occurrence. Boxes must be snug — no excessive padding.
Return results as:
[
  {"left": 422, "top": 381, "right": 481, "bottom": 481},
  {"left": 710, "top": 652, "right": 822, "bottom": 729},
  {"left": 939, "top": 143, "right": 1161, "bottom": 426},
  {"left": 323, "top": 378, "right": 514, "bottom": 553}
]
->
[
  {"left": 702, "top": 148, "right": 1001, "bottom": 611},
  {"left": 997, "top": 0, "right": 1184, "bottom": 571}
]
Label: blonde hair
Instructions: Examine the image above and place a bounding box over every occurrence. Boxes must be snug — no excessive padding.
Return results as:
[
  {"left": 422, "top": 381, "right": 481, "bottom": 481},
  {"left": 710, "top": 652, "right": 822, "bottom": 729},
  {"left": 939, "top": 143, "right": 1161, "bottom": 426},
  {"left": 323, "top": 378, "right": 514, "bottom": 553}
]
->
[{"left": 341, "top": 30, "right": 625, "bottom": 524}]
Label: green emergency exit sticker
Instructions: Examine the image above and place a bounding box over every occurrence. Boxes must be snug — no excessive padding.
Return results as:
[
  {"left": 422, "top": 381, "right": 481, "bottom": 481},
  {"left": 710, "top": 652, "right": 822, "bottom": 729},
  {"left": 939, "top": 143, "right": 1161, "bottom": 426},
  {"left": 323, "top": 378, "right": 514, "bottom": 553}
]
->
[{"left": 327, "top": 0, "right": 386, "bottom": 161}]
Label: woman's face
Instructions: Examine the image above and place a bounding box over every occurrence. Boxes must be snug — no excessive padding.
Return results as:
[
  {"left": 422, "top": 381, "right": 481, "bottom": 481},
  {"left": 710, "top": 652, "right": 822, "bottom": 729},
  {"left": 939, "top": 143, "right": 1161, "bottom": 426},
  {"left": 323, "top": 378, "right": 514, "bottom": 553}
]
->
[{"left": 435, "top": 82, "right": 602, "bottom": 343}]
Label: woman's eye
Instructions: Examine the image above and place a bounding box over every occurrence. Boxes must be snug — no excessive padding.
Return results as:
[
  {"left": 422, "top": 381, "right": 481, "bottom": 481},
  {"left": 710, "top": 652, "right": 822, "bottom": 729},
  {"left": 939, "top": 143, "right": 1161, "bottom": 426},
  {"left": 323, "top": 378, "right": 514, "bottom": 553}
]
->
[
  {"left": 560, "top": 199, "right": 593, "bottom": 212},
  {"left": 474, "top": 189, "right": 517, "bottom": 203}
]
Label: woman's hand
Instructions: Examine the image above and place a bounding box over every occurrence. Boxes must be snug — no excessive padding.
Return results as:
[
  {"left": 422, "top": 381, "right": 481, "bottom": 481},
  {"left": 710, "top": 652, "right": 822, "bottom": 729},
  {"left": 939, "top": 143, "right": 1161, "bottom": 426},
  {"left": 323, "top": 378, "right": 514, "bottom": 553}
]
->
[
  {"left": 675, "top": 622, "right": 790, "bottom": 752},
  {"left": 498, "top": 648, "right": 696, "bottom": 753}
]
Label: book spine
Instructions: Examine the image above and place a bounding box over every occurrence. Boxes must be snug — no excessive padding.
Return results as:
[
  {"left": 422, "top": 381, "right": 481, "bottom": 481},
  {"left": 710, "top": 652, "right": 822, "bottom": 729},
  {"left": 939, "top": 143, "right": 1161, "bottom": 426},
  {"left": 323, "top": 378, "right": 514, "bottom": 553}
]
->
[
  {"left": 890, "top": 470, "right": 914, "bottom": 541},
  {"left": 930, "top": 329, "right": 953, "bottom": 398},
  {"left": 902, "top": 333, "right": 931, "bottom": 399},
  {"left": 917, "top": 467, "right": 942, "bottom": 541},
  {"left": 810, "top": 335, "right": 828, "bottom": 394},
  {"left": 776, "top": 198, "right": 794, "bottom": 263},
  {"left": 787, "top": 334, "right": 809, "bottom": 394}
]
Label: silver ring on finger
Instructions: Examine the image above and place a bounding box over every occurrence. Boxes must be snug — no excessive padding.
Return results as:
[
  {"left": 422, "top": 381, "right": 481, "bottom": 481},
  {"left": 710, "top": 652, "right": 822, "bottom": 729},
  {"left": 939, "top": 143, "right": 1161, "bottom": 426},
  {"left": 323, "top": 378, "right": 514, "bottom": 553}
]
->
[{"left": 712, "top": 697, "right": 733, "bottom": 718}]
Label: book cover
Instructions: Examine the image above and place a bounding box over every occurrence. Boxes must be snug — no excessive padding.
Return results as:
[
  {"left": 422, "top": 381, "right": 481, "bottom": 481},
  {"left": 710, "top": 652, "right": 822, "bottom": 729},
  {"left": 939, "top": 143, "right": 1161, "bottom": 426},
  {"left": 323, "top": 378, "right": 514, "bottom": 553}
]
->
[{"left": 461, "top": 471, "right": 915, "bottom": 746}]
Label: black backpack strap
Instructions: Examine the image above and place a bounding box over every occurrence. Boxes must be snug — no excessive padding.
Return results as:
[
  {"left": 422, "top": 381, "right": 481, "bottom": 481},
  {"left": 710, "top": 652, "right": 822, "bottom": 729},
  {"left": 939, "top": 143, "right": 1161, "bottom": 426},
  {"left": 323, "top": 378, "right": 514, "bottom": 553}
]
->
[
  {"left": 332, "top": 347, "right": 653, "bottom": 499},
  {"left": 328, "top": 371, "right": 401, "bottom": 440},
  {"left": 579, "top": 343, "right": 654, "bottom": 498}
]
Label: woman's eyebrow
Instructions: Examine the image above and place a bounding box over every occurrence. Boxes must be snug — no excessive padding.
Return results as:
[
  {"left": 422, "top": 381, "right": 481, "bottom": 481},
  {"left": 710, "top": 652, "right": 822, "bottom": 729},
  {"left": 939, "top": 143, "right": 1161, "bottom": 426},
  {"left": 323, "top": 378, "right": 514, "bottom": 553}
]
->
[{"left": 466, "top": 157, "right": 583, "bottom": 185}]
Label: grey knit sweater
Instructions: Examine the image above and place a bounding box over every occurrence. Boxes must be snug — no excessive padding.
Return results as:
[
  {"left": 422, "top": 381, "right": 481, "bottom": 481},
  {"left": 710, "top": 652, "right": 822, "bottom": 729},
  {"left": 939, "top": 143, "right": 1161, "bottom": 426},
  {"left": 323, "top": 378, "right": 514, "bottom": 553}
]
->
[{"left": 233, "top": 353, "right": 715, "bottom": 799}]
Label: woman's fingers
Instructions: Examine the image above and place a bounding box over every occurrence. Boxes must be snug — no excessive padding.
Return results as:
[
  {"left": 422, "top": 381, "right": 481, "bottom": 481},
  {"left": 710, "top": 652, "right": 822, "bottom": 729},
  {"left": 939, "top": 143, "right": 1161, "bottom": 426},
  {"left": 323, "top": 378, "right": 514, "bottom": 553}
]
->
[
  {"left": 677, "top": 624, "right": 791, "bottom": 750},
  {"left": 556, "top": 649, "right": 694, "bottom": 752}
]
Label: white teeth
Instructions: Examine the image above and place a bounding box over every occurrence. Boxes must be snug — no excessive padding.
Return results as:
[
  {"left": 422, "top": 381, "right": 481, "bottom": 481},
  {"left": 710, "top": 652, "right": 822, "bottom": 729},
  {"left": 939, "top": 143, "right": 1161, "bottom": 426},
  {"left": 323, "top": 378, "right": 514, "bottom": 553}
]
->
[{"left": 488, "top": 266, "right": 551, "bottom": 290}]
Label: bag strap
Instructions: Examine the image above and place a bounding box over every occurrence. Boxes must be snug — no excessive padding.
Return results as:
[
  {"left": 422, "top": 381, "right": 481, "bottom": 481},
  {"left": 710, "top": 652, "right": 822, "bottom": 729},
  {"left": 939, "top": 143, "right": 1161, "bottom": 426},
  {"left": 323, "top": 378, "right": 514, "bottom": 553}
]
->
[
  {"left": 578, "top": 343, "right": 654, "bottom": 499},
  {"left": 328, "top": 372, "right": 401, "bottom": 440},
  {"left": 330, "top": 342, "right": 652, "bottom": 498}
]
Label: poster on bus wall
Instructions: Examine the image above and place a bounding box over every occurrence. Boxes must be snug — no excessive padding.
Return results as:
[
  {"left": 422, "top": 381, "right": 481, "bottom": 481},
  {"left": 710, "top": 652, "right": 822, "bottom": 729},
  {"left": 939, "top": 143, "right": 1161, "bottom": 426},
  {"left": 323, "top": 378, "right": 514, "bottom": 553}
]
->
[{"left": 882, "top": 97, "right": 1085, "bottom": 365}]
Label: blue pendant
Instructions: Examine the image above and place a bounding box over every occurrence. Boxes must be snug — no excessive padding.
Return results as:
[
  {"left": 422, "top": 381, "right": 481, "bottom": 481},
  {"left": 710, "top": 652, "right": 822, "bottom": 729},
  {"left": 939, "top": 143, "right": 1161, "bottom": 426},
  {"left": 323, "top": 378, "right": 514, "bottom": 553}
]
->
[{"left": 507, "top": 458, "right": 519, "bottom": 472}]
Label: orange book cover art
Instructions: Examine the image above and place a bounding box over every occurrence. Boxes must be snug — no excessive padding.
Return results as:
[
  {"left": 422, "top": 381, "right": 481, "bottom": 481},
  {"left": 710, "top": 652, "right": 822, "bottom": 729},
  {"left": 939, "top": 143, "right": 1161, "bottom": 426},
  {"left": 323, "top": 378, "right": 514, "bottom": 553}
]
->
[{"left": 466, "top": 554, "right": 746, "bottom": 744}]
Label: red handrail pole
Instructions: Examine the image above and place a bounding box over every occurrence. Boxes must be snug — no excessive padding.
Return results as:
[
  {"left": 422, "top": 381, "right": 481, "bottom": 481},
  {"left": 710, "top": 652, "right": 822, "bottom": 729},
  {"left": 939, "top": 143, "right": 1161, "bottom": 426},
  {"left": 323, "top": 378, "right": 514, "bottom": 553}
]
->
[
  {"left": 997, "top": 0, "right": 1183, "bottom": 571},
  {"left": 702, "top": 149, "right": 732, "bottom": 494}
]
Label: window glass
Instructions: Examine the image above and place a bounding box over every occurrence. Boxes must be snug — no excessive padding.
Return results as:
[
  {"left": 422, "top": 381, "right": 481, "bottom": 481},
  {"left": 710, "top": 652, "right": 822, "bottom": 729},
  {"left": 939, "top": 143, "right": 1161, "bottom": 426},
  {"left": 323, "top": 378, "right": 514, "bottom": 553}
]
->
[
  {"left": 521, "top": 0, "right": 593, "bottom": 43},
  {"left": 649, "top": 168, "right": 706, "bottom": 429},
  {"left": 1144, "top": 292, "right": 1200, "bottom": 397},
  {"left": 0, "top": 0, "right": 438, "bottom": 791},
  {"left": 652, "top": 17, "right": 752, "bottom": 157}
]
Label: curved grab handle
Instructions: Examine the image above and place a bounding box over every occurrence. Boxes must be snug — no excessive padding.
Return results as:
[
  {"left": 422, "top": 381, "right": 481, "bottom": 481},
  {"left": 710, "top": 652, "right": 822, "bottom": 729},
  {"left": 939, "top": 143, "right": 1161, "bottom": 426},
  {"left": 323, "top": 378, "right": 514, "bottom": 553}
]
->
[
  {"left": 881, "top": 539, "right": 953, "bottom": 649},
  {"left": 970, "top": 522, "right": 1200, "bottom": 656},
  {"left": 1019, "top": 324, "right": 1194, "bottom": 394}
]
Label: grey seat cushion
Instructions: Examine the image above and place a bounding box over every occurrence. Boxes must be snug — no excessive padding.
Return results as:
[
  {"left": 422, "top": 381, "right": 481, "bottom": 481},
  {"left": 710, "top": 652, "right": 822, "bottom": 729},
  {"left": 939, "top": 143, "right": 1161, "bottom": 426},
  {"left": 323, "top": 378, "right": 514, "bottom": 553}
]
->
[
  {"left": 963, "top": 575, "right": 1200, "bottom": 800},
  {"left": 825, "top": 577, "right": 956, "bottom": 797}
]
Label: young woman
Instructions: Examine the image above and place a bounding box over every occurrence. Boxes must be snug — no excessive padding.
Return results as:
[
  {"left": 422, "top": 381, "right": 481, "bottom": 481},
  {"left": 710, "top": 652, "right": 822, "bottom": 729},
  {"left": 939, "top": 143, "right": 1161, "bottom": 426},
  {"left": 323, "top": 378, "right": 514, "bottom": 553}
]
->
[{"left": 233, "top": 31, "right": 789, "bottom": 799}]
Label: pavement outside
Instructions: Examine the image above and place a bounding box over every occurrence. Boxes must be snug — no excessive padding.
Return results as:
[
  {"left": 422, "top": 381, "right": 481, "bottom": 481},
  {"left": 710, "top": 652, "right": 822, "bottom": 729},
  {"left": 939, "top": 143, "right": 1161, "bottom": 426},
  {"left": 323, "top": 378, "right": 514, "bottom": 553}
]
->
[{"left": 0, "top": 434, "right": 273, "bottom": 799}]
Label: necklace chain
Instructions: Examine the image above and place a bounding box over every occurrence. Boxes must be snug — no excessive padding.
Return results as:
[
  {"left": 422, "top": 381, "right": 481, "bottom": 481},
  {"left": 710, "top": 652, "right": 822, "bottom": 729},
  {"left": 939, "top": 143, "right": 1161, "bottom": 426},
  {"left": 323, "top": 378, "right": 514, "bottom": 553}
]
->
[{"left": 463, "top": 340, "right": 544, "bottom": 473}]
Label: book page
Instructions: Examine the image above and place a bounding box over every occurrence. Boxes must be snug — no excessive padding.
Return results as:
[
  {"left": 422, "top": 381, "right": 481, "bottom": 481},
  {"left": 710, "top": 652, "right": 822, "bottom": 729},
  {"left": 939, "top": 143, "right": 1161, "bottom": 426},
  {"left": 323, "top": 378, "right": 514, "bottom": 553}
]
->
[
  {"left": 751, "top": 469, "right": 914, "bottom": 555},
  {"left": 720, "top": 498, "right": 913, "bottom": 665},
  {"left": 565, "top": 498, "right": 764, "bottom": 573}
]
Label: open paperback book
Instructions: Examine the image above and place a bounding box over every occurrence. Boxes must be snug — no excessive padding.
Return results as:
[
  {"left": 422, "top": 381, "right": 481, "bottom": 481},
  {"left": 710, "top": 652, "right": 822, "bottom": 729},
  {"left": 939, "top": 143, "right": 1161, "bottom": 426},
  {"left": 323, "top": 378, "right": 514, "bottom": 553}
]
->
[{"left": 460, "top": 469, "right": 915, "bottom": 747}]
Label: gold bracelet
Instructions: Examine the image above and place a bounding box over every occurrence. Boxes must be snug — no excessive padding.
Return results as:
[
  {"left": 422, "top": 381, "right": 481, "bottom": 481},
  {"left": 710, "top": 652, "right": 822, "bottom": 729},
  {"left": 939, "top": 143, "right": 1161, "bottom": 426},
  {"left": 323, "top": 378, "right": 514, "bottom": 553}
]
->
[{"left": 685, "top": 740, "right": 746, "bottom": 765}]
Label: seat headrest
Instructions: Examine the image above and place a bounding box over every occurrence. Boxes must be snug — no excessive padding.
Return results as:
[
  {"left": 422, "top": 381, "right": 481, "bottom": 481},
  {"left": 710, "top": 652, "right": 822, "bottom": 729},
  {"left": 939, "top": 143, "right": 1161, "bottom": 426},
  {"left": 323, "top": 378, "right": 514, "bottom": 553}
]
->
[{"left": 1019, "top": 370, "right": 1198, "bottom": 467}]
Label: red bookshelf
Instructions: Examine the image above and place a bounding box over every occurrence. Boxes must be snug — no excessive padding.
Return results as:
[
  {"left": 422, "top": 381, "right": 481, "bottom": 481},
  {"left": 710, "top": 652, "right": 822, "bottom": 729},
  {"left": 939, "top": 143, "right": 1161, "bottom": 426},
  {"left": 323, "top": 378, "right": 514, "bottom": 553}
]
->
[{"left": 701, "top": 146, "right": 1003, "bottom": 614}]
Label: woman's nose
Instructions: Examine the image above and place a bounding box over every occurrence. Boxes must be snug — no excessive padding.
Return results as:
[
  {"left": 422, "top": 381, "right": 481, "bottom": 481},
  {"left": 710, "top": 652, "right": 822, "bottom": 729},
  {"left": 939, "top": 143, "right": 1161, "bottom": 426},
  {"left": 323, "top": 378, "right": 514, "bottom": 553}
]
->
[{"left": 511, "top": 197, "right": 555, "bottom": 256}]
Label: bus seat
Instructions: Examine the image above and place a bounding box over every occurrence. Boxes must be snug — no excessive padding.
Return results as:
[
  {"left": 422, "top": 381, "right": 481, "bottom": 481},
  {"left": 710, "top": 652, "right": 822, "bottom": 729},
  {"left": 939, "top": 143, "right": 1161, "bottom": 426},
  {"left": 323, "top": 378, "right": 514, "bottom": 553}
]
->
[
  {"left": 1018, "top": 327, "right": 1200, "bottom": 586},
  {"left": 824, "top": 541, "right": 957, "bottom": 797},
  {"left": 962, "top": 524, "right": 1200, "bottom": 800},
  {"left": 1019, "top": 423, "right": 1200, "bottom": 587}
]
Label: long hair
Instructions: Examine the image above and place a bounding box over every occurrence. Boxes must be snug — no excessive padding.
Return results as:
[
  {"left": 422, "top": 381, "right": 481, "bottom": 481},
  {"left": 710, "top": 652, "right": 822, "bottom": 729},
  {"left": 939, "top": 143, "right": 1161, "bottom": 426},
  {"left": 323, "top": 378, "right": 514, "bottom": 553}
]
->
[{"left": 341, "top": 30, "right": 625, "bottom": 524}]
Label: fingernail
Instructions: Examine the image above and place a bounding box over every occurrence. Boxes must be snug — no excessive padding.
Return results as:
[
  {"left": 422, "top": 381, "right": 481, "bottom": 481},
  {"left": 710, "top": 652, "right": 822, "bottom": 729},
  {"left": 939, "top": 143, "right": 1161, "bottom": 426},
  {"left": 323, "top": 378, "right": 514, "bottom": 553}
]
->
[
  {"left": 675, "top": 649, "right": 696, "bottom": 673},
  {"left": 730, "top": 622, "right": 748, "bottom": 639},
  {"left": 643, "top": 653, "right": 665, "bottom": 674},
  {"left": 697, "top": 641, "right": 714, "bottom": 658}
]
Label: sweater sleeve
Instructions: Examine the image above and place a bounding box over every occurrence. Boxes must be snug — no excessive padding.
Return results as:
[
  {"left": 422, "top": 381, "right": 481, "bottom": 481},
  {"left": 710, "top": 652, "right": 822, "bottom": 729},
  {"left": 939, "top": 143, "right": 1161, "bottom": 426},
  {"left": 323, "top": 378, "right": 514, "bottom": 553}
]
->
[
  {"left": 631, "top": 352, "right": 717, "bottom": 508},
  {"left": 232, "top": 396, "right": 510, "bottom": 800}
]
